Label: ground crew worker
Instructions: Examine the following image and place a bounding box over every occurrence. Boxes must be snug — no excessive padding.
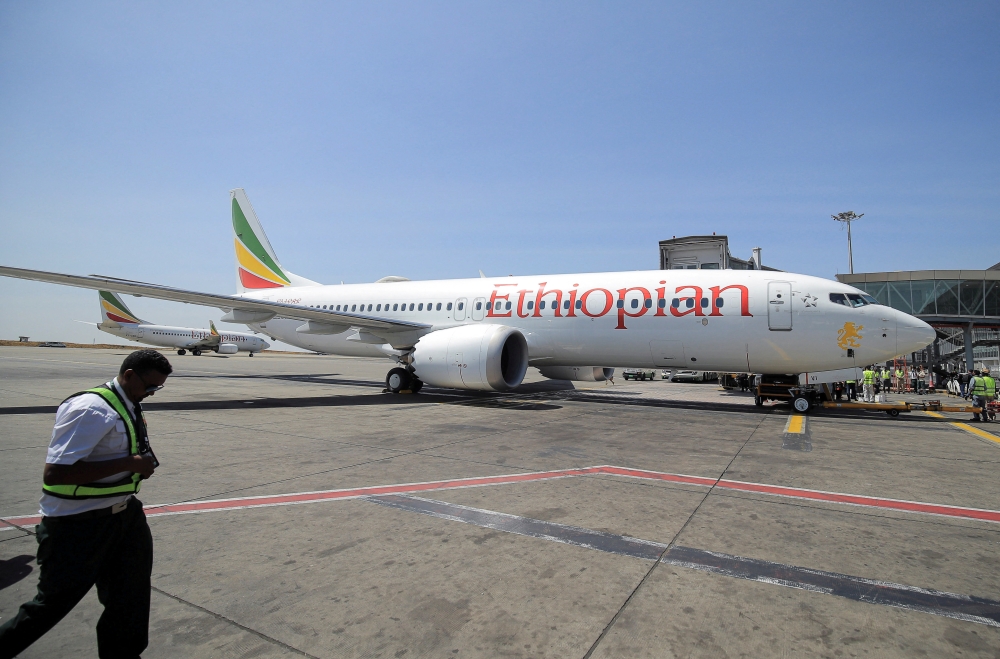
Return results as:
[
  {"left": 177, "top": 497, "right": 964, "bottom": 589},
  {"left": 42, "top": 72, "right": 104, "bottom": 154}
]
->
[
  {"left": 969, "top": 370, "right": 988, "bottom": 422},
  {"left": 983, "top": 369, "right": 996, "bottom": 422},
  {"left": 895, "top": 367, "right": 905, "bottom": 393},
  {"left": 862, "top": 366, "right": 876, "bottom": 402},
  {"left": 881, "top": 367, "right": 891, "bottom": 394},
  {"left": 846, "top": 377, "right": 857, "bottom": 401},
  {"left": 959, "top": 369, "right": 972, "bottom": 398},
  {"left": 0, "top": 350, "right": 172, "bottom": 659}
]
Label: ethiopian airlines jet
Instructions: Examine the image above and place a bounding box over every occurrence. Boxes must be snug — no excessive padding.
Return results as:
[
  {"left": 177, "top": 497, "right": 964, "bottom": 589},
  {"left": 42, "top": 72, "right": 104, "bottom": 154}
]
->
[
  {"left": 0, "top": 189, "right": 934, "bottom": 406},
  {"left": 87, "top": 290, "right": 269, "bottom": 356}
]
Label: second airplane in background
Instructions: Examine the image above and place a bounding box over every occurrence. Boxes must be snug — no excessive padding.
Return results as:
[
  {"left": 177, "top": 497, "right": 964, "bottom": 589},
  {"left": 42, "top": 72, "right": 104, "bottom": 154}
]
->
[{"left": 89, "top": 290, "right": 270, "bottom": 356}]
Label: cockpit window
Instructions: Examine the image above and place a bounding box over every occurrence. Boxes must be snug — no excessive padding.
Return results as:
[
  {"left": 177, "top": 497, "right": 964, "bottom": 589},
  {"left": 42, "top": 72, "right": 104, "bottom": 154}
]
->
[{"left": 830, "top": 292, "right": 878, "bottom": 307}]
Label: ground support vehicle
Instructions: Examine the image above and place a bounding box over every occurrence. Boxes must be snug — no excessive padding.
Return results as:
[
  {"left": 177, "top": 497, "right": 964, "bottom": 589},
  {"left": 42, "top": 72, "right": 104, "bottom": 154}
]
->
[
  {"left": 821, "top": 399, "right": 982, "bottom": 418},
  {"left": 753, "top": 374, "right": 824, "bottom": 412},
  {"left": 622, "top": 369, "right": 656, "bottom": 381}
]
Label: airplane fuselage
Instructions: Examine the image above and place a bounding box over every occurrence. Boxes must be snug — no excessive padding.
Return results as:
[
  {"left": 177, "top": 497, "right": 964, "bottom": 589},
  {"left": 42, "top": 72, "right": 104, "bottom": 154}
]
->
[
  {"left": 99, "top": 323, "right": 269, "bottom": 354},
  {"left": 239, "top": 269, "right": 934, "bottom": 374}
]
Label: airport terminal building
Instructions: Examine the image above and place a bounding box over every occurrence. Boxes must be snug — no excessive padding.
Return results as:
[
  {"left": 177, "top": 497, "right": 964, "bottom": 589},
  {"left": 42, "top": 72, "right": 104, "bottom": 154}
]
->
[{"left": 837, "top": 266, "right": 1000, "bottom": 373}]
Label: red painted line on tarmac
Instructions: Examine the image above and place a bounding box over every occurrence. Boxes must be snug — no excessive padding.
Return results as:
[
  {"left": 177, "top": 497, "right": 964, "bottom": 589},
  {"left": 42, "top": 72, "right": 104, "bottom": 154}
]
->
[{"left": 3, "top": 465, "right": 999, "bottom": 528}]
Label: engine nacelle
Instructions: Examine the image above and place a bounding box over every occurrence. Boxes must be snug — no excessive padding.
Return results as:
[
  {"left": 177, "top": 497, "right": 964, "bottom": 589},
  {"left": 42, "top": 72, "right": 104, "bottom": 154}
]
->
[
  {"left": 216, "top": 343, "right": 239, "bottom": 355},
  {"left": 538, "top": 366, "right": 615, "bottom": 382},
  {"left": 411, "top": 324, "right": 529, "bottom": 391}
]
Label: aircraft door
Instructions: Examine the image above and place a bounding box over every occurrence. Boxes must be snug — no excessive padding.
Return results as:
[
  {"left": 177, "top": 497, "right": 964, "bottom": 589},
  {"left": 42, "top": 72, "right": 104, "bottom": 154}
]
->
[
  {"left": 767, "top": 282, "right": 792, "bottom": 331},
  {"left": 471, "top": 297, "right": 486, "bottom": 321},
  {"left": 454, "top": 298, "right": 467, "bottom": 321}
]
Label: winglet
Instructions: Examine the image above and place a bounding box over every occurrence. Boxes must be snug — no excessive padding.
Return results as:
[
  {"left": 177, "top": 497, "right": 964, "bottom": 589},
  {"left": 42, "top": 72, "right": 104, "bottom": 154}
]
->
[{"left": 479, "top": 270, "right": 487, "bottom": 279}]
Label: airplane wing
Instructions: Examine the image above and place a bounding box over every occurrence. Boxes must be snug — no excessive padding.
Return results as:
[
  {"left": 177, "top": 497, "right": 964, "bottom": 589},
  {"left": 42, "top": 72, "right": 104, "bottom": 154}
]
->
[{"left": 0, "top": 266, "right": 430, "bottom": 333}]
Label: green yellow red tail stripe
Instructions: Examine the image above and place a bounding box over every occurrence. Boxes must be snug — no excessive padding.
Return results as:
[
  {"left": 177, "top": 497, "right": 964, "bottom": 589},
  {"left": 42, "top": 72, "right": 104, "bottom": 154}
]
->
[
  {"left": 232, "top": 197, "right": 290, "bottom": 289},
  {"left": 100, "top": 290, "right": 141, "bottom": 324}
]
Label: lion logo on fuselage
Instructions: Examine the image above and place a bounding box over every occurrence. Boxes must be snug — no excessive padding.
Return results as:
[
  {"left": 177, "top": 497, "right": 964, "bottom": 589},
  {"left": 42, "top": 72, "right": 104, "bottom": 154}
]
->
[{"left": 837, "top": 322, "right": 864, "bottom": 349}]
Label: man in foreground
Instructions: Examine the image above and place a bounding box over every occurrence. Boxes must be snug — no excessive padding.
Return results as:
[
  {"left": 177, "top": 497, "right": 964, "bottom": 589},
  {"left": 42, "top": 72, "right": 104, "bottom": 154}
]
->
[{"left": 0, "top": 349, "right": 172, "bottom": 659}]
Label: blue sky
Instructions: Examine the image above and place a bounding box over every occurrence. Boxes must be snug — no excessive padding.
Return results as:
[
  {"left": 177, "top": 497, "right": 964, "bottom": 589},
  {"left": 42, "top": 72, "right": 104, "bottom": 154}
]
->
[{"left": 2, "top": 2, "right": 997, "bottom": 346}]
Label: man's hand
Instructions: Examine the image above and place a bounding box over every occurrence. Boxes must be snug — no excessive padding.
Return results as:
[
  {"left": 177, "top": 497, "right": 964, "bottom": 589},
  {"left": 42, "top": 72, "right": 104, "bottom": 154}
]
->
[
  {"left": 44, "top": 454, "right": 156, "bottom": 486},
  {"left": 130, "top": 454, "right": 157, "bottom": 479}
]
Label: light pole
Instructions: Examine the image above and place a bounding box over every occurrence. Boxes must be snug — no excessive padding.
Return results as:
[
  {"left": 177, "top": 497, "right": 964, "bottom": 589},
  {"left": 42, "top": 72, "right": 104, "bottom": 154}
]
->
[{"left": 831, "top": 211, "right": 864, "bottom": 274}]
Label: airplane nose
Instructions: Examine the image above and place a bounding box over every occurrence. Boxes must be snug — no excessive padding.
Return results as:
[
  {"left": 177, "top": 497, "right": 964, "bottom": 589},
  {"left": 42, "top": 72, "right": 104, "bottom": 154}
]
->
[{"left": 895, "top": 311, "right": 936, "bottom": 354}]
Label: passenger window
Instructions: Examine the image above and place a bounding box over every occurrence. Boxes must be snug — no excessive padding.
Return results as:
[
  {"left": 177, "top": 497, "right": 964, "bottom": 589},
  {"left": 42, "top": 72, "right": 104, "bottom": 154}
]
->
[
  {"left": 474, "top": 301, "right": 481, "bottom": 310},
  {"left": 495, "top": 301, "right": 501, "bottom": 311},
  {"left": 447, "top": 302, "right": 453, "bottom": 311},
  {"left": 631, "top": 299, "right": 638, "bottom": 309},
  {"left": 351, "top": 304, "right": 356, "bottom": 311},
  {"left": 418, "top": 303, "right": 424, "bottom": 311},
  {"left": 540, "top": 301, "right": 546, "bottom": 310},
  {"left": 409, "top": 303, "right": 414, "bottom": 311},
  {"left": 506, "top": 301, "right": 512, "bottom": 310},
  {"left": 658, "top": 298, "right": 666, "bottom": 308},
  {"left": 393, "top": 303, "right": 398, "bottom": 311},
  {"left": 436, "top": 303, "right": 442, "bottom": 311},
  {"left": 616, "top": 300, "right": 624, "bottom": 309},
  {"left": 575, "top": 300, "right": 582, "bottom": 309},
  {"left": 527, "top": 301, "right": 534, "bottom": 310},
  {"left": 645, "top": 299, "right": 652, "bottom": 308},
  {"left": 701, "top": 298, "right": 708, "bottom": 308},
  {"left": 686, "top": 298, "right": 694, "bottom": 308},
  {"left": 716, "top": 298, "right": 724, "bottom": 308},
  {"left": 376, "top": 304, "right": 381, "bottom": 311}
]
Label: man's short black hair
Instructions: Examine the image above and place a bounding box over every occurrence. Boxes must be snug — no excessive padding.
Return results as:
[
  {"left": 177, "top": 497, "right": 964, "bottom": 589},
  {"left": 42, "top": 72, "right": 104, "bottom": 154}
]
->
[{"left": 120, "top": 350, "right": 173, "bottom": 377}]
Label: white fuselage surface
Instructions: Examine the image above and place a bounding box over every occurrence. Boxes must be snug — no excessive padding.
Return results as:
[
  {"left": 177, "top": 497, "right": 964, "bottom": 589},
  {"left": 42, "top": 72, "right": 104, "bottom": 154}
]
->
[
  {"left": 100, "top": 323, "right": 269, "bottom": 354},
  {"left": 240, "top": 269, "right": 933, "bottom": 374}
]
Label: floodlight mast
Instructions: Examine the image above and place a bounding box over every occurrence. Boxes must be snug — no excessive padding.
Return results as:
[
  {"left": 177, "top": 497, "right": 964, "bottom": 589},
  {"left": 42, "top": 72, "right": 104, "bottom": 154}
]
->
[{"left": 831, "top": 211, "right": 864, "bottom": 274}]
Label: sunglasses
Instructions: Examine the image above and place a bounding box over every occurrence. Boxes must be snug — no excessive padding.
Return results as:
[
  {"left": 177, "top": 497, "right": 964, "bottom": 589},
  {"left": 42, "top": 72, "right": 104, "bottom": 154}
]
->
[{"left": 137, "top": 373, "right": 165, "bottom": 394}]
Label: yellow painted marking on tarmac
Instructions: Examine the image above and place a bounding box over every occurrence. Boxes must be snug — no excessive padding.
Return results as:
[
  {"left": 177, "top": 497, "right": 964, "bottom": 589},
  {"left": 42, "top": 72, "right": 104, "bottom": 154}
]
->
[
  {"left": 924, "top": 411, "right": 1000, "bottom": 446},
  {"left": 952, "top": 423, "right": 1000, "bottom": 446},
  {"left": 784, "top": 414, "right": 806, "bottom": 434}
]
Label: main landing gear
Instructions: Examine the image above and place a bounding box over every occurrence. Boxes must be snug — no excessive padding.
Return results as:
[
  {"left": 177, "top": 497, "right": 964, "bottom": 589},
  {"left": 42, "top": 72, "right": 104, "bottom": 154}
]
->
[
  {"left": 192, "top": 349, "right": 202, "bottom": 356},
  {"left": 177, "top": 349, "right": 186, "bottom": 356},
  {"left": 385, "top": 367, "right": 423, "bottom": 394}
]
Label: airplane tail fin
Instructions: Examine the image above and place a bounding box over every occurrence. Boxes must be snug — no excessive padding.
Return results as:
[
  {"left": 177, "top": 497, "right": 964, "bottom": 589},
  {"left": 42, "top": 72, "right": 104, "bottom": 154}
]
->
[
  {"left": 231, "top": 188, "right": 320, "bottom": 293},
  {"left": 98, "top": 290, "right": 145, "bottom": 327},
  {"left": 209, "top": 320, "right": 220, "bottom": 337}
]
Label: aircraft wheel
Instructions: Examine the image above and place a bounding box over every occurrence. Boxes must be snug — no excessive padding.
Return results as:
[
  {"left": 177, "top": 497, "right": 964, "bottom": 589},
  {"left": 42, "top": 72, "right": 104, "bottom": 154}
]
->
[
  {"left": 192, "top": 349, "right": 202, "bottom": 356},
  {"left": 792, "top": 396, "right": 811, "bottom": 413},
  {"left": 177, "top": 349, "right": 186, "bottom": 356},
  {"left": 754, "top": 395, "right": 763, "bottom": 407},
  {"left": 386, "top": 367, "right": 410, "bottom": 393},
  {"left": 887, "top": 409, "right": 900, "bottom": 417},
  {"left": 249, "top": 352, "right": 254, "bottom": 357},
  {"left": 410, "top": 378, "right": 423, "bottom": 393}
]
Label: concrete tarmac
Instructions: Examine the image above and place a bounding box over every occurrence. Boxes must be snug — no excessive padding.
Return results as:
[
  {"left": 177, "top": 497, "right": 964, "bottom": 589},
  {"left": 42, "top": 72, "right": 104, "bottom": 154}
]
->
[{"left": 1, "top": 347, "right": 999, "bottom": 658}]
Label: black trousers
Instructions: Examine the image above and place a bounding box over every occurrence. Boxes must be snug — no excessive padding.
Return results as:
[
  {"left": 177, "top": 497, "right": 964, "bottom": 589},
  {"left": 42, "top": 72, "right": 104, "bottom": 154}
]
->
[{"left": 0, "top": 497, "right": 152, "bottom": 659}]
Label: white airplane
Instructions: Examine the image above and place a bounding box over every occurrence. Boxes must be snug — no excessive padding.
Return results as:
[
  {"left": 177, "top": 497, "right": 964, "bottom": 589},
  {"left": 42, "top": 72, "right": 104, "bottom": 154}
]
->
[
  {"left": 0, "top": 189, "right": 934, "bottom": 409},
  {"left": 85, "top": 289, "right": 269, "bottom": 356}
]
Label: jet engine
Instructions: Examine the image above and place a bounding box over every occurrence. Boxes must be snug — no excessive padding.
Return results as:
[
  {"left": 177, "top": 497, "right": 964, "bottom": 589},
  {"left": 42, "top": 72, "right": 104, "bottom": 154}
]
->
[
  {"left": 411, "top": 324, "right": 528, "bottom": 391},
  {"left": 537, "top": 366, "right": 615, "bottom": 382},
  {"left": 215, "top": 343, "right": 239, "bottom": 355}
]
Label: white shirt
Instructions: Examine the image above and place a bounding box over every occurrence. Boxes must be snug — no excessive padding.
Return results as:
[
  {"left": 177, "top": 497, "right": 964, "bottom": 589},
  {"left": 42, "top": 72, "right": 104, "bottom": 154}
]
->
[{"left": 39, "top": 378, "right": 136, "bottom": 517}]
